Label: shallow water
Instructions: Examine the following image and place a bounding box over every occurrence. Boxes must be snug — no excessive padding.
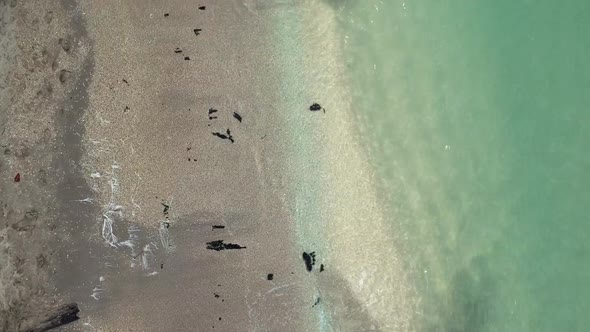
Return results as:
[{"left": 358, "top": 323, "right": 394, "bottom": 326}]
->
[{"left": 332, "top": 0, "right": 590, "bottom": 331}]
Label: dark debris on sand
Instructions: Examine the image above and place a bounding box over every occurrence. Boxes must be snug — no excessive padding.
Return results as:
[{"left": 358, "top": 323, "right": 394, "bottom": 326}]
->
[
  {"left": 302, "top": 251, "right": 316, "bottom": 272},
  {"left": 212, "top": 129, "right": 234, "bottom": 143},
  {"left": 312, "top": 297, "right": 321, "bottom": 307},
  {"left": 206, "top": 240, "right": 246, "bottom": 251},
  {"left": 309, "top": 103, "right": 326, "bottom": 113}
]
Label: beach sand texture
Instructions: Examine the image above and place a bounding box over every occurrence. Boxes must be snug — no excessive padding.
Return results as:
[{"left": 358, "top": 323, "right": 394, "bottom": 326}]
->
[
  {"left": 0, "top": 0, "right": 90, "bottom": 330},
  {"left": 1, "top": 0, "right": 412, "bottom": 330}
]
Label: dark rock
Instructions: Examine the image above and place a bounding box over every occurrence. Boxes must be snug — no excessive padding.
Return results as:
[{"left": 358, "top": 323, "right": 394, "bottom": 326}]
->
[
  {"left": 233, "top": 112, "right": 242, "bottom": 122},
  {"left": 199, "top": 6, "right": 206, "bottom": 10},
  {"left": 267, "top": 273, "right": 274, "bottom": 280},
  {"left": 212, "top": 225, "right": 225, "bottom": 230},
  {"left": 193, "top": 28, "right": 202, "bottom": 36}
]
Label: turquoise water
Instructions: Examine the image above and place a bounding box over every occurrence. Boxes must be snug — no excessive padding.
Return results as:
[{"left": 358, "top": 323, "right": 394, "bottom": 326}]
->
[{"left": 335, "top": 0, "right": 590, "bottom": 331}]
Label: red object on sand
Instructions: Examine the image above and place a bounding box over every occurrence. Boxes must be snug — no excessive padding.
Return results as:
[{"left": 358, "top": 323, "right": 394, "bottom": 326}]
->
[{"left": 14, "top": 173, "right": 20, "bottom": 182}]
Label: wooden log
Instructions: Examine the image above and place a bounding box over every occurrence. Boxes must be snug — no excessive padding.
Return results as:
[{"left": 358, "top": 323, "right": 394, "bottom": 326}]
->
[{"left": 19, "top": 303, "right": 80, "bottom": 332}]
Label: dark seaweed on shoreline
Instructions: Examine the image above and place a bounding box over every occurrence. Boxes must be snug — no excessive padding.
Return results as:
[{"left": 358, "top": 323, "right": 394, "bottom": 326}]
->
[
  {"left": 206, "top": 240, "right": 246, "bottom": 251},
  {"left": 302, "top": 251, "right": 316, "bottom": 272},
  {"left": 212, "top": 129, "right": 234, "bottom": 143}
]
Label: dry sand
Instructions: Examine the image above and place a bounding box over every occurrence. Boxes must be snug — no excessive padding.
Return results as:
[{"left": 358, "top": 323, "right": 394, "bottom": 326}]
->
[{"left": 1, "top": 0, "right": 90, "bottom": 330}]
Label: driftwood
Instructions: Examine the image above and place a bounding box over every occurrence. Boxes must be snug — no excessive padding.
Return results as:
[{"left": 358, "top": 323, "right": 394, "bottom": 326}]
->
[{"left": 19, "top": 303, "right": 80, "bottom": 332}]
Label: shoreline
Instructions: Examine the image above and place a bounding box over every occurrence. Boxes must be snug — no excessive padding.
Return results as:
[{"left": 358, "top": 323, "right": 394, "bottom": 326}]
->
[
  {"left": 54, "top": 0, "right": 319, "bottom": 330},
  {"left": 272, "top": 2, "right": 417, "bottom": 330},
  {"left": 1, "top": 1, "right": 415, "bottom": 330}
]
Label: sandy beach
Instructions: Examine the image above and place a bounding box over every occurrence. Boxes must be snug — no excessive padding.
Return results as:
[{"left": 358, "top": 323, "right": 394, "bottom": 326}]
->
[
  {"left": 1, "top": 0, "right": 90, "bottom": 329},
  {"left": 1, "top": 0, "right": 413, "bottom": 331},
  {"left": 2, "top": 0, "right": 321, "bottom": 330}
]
